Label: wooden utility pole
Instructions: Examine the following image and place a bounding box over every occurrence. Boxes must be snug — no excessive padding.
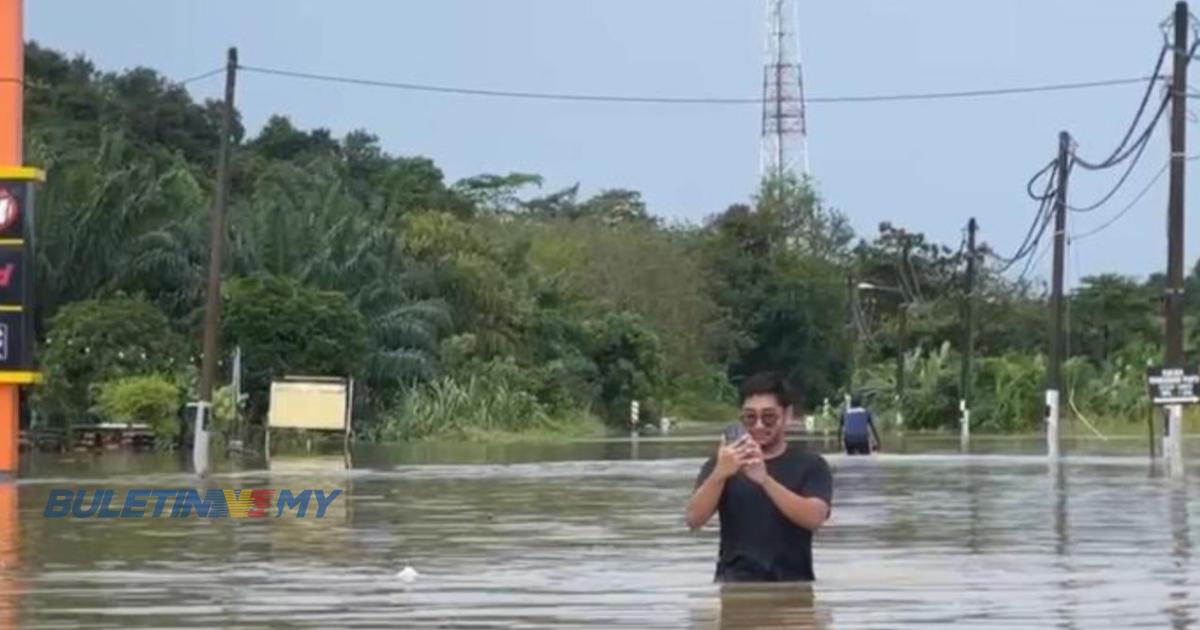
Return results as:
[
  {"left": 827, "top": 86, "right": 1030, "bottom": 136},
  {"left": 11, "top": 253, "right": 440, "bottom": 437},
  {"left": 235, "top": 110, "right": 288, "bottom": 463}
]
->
[
  {"left": 894, "top": 236, "right": 911, "bottom": 430},
  {"left": 960, "top": 217, "right": 977, "bottom": 448},
  {"left": 1163, "top": 1, "right": 1189, "bottom": 474},
  {"left": 1046, "top": 131, "right": 1071, "bottom": 460},
  {"left": 845, "top": 275, "right": 856, "bottom": 403},
  {"left": 194, "top": 48, "right": 237, "bottom": 477}
]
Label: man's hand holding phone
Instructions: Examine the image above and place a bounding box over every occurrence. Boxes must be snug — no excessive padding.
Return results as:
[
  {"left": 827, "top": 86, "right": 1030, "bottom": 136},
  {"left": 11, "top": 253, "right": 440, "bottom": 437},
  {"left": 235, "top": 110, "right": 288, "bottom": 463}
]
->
[
  {"left": 714, "top": 434, "right": 745, "bottom": 480},
  {"left": 714, "top": 425, "right": 764, "bottom": 481}
]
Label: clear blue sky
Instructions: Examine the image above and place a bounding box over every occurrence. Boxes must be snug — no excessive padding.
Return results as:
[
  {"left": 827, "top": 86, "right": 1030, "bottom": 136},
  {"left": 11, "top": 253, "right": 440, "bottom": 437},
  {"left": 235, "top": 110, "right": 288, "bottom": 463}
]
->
[{"left": 25, "top": 0, "right": 1198, "bottom": 285}]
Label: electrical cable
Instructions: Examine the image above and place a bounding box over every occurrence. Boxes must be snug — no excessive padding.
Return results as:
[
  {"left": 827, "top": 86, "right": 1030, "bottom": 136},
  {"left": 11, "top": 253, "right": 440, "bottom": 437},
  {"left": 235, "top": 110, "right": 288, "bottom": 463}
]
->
[
  {"left": 991, "top": 166, "right": 1056, "bottom": 271},
  {"left": 1068, "top": 111, "right": 1161, "bottom": 212},
  {"left": 179, "top": 67, "right": 225, "bottom": 85},
  {"left": 1071, "top": 155, "right": 1200, "bottom": 241},
  {"left": 1072, "top": 46, "right": 1168, "bottom": 170},
  {"left": 1027, "top": 158, "right": 1059, "bottom": 201},
  {"left": 1018, "top": 221, "right": 1054, "bottom": 285},
  {"left": 236, "top": 64, "right": 1161, "bottom": 107}
]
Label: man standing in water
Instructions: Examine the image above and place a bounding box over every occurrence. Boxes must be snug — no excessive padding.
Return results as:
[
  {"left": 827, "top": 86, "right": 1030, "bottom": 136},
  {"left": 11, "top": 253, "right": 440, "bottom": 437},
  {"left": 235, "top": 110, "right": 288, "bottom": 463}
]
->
[
  {"left": 685, "top": 371, "right": 833, "bottom": 582},
  {"left": 839, "top": 394, "right": 881, "bottom": 455}
]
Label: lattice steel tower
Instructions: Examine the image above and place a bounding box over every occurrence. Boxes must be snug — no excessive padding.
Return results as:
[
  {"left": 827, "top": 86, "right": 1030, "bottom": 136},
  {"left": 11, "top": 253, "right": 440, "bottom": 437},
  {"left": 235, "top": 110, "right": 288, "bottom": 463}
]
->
[{"left": 760, "top": 0, "right": 809, "bottom": 179}]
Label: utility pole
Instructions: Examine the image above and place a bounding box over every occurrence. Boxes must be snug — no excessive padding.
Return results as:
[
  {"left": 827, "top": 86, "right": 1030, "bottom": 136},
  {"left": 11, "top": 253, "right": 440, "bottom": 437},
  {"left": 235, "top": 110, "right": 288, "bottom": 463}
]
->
[
  {"left": 194, "top": 47, "right": 238, "bottom": 478},
  {"left": 1046, "top": 131, "right": 1071, "bottom": 460},
  {"left": 1164, "top": 1, "right": 1189, "bottom": 475},
  {"left": 845, "top": 275, "right": 856, "bottom": 406},
  {"left": 960, "top": 217, "right": 977, "bottom": 449},
  {"left": 895, "top": 236, "right": 911, "bottom": 430}
]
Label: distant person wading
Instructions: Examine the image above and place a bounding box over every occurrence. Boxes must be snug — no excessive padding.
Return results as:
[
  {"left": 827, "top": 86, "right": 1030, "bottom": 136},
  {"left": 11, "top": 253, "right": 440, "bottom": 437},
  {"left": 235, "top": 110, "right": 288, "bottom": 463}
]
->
[{"left": 839, "top": 395, "right": 880, "bottom": 455}]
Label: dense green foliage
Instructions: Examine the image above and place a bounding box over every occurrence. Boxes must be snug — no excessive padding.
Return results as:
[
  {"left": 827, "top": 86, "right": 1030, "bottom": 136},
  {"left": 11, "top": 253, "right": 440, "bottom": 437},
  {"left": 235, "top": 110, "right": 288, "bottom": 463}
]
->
[
  {"left": 22, "top": 42, "right": 1200, "bottom": 440},
  {"left": 222, "top": 273, "right": 369, "bottom": 418},
  {"left": 38, "top": 296, "right": 188, "bottom": 425},
  {"left": 95, "top": 375, "right": 183, "bottom": 439}
]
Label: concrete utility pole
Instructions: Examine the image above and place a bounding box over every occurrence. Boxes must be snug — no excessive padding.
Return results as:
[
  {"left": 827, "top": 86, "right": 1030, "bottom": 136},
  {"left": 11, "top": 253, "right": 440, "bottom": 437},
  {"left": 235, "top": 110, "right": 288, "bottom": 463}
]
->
[
  {"left": 194, "top": 48, "right": 238, "bottom": 478},
  {"left": 1046, "top": 131, "right": 1071, "bottom": 461},
  {"left": 960, "top": 217, "right": 977, "bottom": 450},
  {"left": 1163, "top": 1, "right": 1190, "bottom": 475}
]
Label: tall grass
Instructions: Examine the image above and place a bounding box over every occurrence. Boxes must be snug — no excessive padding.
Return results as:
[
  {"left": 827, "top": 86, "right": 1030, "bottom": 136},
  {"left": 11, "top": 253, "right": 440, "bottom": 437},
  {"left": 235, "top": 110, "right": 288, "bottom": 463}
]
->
[
  {"left": 374, "top": 374, "right": 597, "bottom": 441},
  {"left": 853, "top": 344, "right": 1161, "bottom": 433}
]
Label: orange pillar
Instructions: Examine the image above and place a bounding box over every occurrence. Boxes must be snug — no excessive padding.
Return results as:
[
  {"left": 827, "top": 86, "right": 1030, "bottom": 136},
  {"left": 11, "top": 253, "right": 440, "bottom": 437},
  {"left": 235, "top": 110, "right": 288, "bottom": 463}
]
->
[
  {"left": 0, "top": 4, "right": 22, "bottom": 629},
  {"left": 0, "top": 0, "right": 22, "bottom": 477},
  {"left": 0, "top": 0, "right": 20, "bottom": 163}
]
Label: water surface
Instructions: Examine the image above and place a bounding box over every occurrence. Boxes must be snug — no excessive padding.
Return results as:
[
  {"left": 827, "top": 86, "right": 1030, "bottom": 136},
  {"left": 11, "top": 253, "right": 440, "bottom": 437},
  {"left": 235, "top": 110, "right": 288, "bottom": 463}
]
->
[{"left": 5, "top": 437, "right": 1199, "bottom": 628}]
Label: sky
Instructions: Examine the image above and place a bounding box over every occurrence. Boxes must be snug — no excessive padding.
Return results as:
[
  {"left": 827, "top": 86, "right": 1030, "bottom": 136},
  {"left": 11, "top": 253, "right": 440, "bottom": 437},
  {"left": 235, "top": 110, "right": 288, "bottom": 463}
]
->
[{"left": 23, "top": 0, "right": 1200, "bottom": 287}]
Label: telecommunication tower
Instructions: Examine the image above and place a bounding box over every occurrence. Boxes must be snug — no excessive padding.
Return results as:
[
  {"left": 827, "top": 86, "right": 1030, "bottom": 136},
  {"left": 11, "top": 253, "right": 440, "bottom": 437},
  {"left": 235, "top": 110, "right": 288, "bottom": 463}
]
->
[{"left": 760, "top": 0, "right": 810, "bottom": 179}]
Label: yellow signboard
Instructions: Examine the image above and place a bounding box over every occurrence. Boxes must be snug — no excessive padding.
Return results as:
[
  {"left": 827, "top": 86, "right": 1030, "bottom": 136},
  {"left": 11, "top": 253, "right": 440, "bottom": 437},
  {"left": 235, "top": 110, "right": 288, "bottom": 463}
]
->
[{"left": 267, "top": 379, "right": 350, "bottom": 431}]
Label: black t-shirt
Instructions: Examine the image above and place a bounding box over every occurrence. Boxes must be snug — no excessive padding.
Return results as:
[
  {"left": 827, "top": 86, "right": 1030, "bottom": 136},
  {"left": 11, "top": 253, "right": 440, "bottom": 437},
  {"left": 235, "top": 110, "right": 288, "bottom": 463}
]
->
[{"left": 694, "top": 443, "right": 833, "bottom": 582}]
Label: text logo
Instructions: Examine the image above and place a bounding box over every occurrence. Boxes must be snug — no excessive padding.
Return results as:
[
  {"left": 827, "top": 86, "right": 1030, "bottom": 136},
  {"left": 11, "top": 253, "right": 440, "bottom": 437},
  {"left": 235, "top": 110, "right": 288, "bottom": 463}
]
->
[
  {"left": 0, "top": 189, "right": 16, "bottom": 233},
  {"left": 0, "top": 263, "right": 15, "bottom": 288},
  {"left": 43, "top": 488, "right": 343, "bottom": 518}
]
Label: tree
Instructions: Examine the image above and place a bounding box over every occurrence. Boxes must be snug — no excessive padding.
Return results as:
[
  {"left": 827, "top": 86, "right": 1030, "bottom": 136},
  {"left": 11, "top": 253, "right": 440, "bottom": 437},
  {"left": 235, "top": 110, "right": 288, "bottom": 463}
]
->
[
  {"left": 703, "top": 201, "right": 848, "bottom": 404},
  {"left": 29, "top": 129, "right": 208, "bottom": 333},
  {"left": 222, "top": 274, "right": 369, "bottom": 419},
  {"left": 576, "top": 189, "right": 657, "bottom": 227},
  {"left": 39, "top": 296, "right": 188, "bottom": 425},
  {"left": 1069, "top": 274, "right": 1156, "bottom": 363},
  {"left": 248, "top": 115, "right": 339, "bottom": 163},
  {"left": 520, "top": 216, "right": 735, "bottom": 383},
  {"left": 228, "top": 160, "right": 451, "bottom": 409},
  {"left": 584, "top": 312, "right": 665, "bottom": 425},
  {"left": 96, "top": 375, "right": 184, "bottom": 440},
  {"left": 755, "top": 173, "right": 854, "bottom": 261},
  {"left": 452, "top": 172, "right": 543, "bottom": 214}
]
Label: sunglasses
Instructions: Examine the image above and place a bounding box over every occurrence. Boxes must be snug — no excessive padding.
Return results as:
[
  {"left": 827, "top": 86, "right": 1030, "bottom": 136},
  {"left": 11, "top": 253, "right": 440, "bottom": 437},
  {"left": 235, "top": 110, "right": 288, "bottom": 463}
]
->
[{"left": 740, "top": 409, "right": 783, "bottom": 428}]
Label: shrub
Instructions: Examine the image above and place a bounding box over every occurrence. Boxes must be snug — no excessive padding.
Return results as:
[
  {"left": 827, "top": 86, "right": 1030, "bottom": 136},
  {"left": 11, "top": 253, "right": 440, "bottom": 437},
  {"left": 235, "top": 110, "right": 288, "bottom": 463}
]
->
[{"left": 95, "top": 374, "right": 183, "bottom": 439}]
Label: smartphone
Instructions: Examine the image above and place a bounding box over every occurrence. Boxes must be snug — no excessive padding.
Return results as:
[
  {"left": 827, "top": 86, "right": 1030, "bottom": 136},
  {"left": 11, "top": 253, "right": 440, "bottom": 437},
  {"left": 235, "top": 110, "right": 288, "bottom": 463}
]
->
[{"left": 723, "top": 423, "right": 747, "bottom": 444}]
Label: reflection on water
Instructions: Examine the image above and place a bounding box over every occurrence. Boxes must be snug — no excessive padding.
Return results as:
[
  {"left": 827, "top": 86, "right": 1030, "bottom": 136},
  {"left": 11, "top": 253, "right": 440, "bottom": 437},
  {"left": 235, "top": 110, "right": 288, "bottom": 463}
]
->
[
  {"left": 8, "top": 438, "right": 1200, "bottom": 628},
  {"left": 1168, "top": 480, "right": 1192, "bottom": 630},
  {"left": 0, "top": 483, "right": 19, "bottom": 630},
  {"left": 703, "top": 583, "right": 830, "bottom": 629}
]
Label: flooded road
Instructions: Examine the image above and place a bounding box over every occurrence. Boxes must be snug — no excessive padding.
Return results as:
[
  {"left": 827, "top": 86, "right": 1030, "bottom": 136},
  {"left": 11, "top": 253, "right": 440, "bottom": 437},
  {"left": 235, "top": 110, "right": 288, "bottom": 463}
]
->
[{"left": 5, "top": 438, "right": 1200, "bottom": 628}]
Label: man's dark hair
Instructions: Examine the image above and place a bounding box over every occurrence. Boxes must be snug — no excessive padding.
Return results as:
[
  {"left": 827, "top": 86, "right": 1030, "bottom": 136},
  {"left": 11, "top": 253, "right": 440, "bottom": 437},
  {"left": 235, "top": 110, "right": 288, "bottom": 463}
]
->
[
  {"left": 738, "top": 371, "right": 804, "bottom": 410},
  {"left": 850, "top": 394, "right": 863, "bottom": 407}
]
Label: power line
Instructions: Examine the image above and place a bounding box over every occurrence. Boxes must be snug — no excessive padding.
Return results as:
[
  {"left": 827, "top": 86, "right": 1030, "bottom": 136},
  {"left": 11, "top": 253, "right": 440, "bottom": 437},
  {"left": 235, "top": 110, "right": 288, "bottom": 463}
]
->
[
  {"left": 1073, "top": 161, "right": 1167, "bottom": 240},
  {"left": 235, "top": 64, "right": 1160, "bottom": 106},
  {"left": 1067, "top": 39, "right": 1198, "bottom": 212},
  {"left": 1018, "top": 225, "right": 1054, "bottom": 285},
  {"left": 1072, "top": 45, "right": 1169, "bottom": 171},
  {"left": 179, "top": 67, "right": 225, "bottom": 86},
  {"left": 991, "top": 161, "right": 1057, "bottom": 271},
  {"left": 1026, "top": 158, "right": 1059, "bottom": 201},
  {"left": 1070, "top": 156, "right": 1200, "bottom": 241},
  {"left": 1067, "top": 105, "right": 1162, "bottom": 213}
]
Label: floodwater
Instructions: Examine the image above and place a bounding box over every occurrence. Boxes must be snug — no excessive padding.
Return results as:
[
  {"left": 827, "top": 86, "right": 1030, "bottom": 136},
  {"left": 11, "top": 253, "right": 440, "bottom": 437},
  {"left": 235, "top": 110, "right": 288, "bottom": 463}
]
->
[{"left": 3, "top": 435, "right": 1200, "bottom": 628}]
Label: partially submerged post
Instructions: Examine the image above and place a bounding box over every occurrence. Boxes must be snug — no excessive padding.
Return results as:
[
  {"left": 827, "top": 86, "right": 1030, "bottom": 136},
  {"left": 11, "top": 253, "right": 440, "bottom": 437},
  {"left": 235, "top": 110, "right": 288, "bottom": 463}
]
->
[
  {"left": 193, "top": 47, "right": 238, "bottom": 478},
  {"left": 960, "top": 217, "right": 977, "bottom": 451},
  {"left": 1162, "top": 1, "right": 1190, "bottom": 476},
  {"left": 1046, "top": 131, "right": 1071, "bottom": 461}
]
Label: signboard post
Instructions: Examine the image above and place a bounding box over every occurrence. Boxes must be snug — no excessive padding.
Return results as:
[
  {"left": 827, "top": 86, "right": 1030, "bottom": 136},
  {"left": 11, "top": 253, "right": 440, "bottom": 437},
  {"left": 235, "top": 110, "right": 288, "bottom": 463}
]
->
[
  {"left": 0, "top": 169, "right": 43, "bottom": 478},
  {"left": 1146, "top": 366, "right": 1197, "bottom": 472},
  {"left": 1146, "top": 367, "right": 1200, "bottom": 405},
  {"left": 266, "top": 376, "right": 353, "bottom": 468}
]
